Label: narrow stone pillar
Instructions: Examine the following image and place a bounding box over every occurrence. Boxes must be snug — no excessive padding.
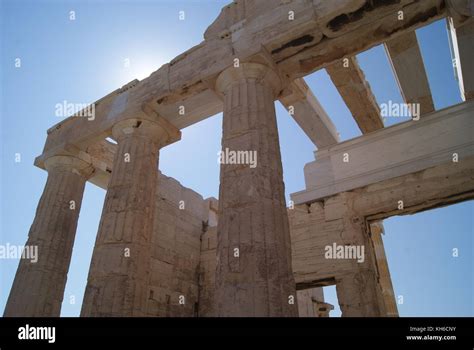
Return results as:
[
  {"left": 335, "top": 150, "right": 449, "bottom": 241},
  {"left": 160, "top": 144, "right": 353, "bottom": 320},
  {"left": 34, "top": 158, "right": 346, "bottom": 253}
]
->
[
  {"left": 81, "top": 117, "right": 180, "bottom": 317},
  {"left": 4, "top": 155, "right": 93, "bottom": 316},
  {"left": 336, "top": 270, "right": 383, "bottom": 317},
  {"left": 370, "top": 221, "right": 399, "bottom": 317},
  {"left": 334, "top": 219, "right": 385, "bottom": 317},
  {"left": 214, "top": 63, "right": 298, "bottom": 317},
  {"left": 324, "top": 194, "right": 384, "bottom": 317}
]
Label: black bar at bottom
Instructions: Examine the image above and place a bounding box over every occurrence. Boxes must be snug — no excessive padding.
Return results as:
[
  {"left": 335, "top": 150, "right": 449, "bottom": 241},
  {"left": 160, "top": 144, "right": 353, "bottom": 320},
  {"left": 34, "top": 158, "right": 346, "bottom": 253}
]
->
[{"left": 0, "top": 317, "right": 472, "bottom": 346}]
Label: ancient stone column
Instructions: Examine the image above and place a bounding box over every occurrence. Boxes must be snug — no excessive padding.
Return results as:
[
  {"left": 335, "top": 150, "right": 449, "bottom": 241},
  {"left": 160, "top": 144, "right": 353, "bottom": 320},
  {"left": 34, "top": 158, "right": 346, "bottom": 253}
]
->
[
  {"left": 4, "top": 155, "right": 94, "bottom": 317},
  {"left": 81, "top": 117, "right": 179, "bottom": 317},
  {"left": 369, "top": 221, "right": 398, "bottom": 317},
  {"left": 336, "top": 269, "right": 383, "bottom": 317},
  {"left": 332, "top": 195, "right": 384, "bottom": 317},
  {"left": 318, "top": 193, "right": 385, "bottom": 317},
  {"left": 214, "top": 62, "right": 298, "bottom": 317}
]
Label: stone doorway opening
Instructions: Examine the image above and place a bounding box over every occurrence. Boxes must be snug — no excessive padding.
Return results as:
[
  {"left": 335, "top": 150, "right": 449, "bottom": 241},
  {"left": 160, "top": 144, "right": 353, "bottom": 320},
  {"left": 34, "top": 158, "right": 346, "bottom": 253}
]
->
[{"left": 381, "top": 200, "right": 473, "bottom": 316}]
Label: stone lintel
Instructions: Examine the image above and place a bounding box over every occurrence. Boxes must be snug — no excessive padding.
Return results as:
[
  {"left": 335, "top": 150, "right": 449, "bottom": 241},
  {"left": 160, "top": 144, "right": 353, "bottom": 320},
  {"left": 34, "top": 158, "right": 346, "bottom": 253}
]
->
[
  {"left": 292, "top": 100, "right": 474, "bottom": 205},
  {"left": 41, "top": 0, "right": 445, "bottom": 159}
]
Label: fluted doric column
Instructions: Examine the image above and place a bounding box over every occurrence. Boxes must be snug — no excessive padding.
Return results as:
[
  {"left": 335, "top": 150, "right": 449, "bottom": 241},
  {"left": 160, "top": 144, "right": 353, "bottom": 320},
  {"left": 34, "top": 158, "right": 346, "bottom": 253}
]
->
[
  {"left": 4, "top": 155, "right": 94, "bottom": 316},
  {"left": 81, "top": 117, "right": 180, "bottom": 317},
  {"left": 214, "top": 63, "right": 298, "bottom": 316}
]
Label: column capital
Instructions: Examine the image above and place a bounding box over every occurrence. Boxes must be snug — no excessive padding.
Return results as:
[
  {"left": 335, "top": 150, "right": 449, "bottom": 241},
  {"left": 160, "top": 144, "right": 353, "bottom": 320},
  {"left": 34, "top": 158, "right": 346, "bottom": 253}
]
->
[
  {"left": 215, "top": 62, "right": 282, "bottom": 96},
  {"left": 111, "top": 117, "right": 181, "bottom": 147},
  {"left": 44, "top": 155, "right": 94, "bottom": 179}
]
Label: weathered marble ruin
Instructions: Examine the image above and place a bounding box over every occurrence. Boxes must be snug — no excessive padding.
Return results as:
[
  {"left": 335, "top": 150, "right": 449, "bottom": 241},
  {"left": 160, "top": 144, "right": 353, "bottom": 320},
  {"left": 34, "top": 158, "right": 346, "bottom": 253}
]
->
[{"left": 4, "top": 0, "right": 474, "bottom": 317}]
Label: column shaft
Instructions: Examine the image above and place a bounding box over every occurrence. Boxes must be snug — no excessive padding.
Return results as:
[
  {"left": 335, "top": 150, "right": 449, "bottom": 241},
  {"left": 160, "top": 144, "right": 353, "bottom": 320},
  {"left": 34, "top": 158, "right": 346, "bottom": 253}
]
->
[
  {"left": 336, "top": 214, "right": 384, "bottom": 316},
  {"left": 4, "top": 156, "right": 92, "bottom": 316},
  {"left": 81, "top": 118, "right": 177, "bottom": 317},
  {"left": 323, "top": 194, "right": 384, "bottom": 317},
  {"left": 336, "top": 270, "right": 383, "bottom": 317},
  {"left": 215, "top": 63, "right": 298, "bottom": 316},
  {"left": 370, "top": 222, "right": 398, "bottom": 317}
]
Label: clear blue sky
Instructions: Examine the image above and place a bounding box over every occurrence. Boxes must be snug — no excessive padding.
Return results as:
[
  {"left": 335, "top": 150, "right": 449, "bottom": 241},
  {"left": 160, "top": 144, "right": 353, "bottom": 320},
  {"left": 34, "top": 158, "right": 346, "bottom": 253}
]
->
[{"left": 1, "top": 0, "right": 472, "bottom": 317}]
